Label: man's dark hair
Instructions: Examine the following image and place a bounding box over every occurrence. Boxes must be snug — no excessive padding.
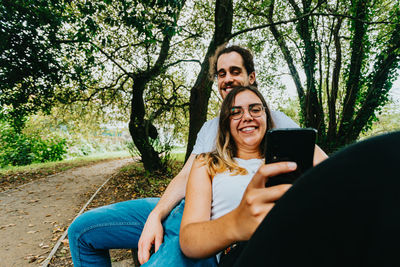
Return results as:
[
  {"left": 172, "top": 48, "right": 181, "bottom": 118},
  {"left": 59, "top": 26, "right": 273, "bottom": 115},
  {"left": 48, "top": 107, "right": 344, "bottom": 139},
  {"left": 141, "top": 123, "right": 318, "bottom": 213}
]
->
[{"left": 214, "top": 45, "right": 256, "bottom": 77}]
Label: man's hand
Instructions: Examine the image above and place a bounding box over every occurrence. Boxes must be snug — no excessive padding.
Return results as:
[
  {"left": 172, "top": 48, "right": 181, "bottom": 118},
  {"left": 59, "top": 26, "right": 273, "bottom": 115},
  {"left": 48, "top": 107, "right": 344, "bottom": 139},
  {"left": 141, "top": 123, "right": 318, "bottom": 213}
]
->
[
  {"left": 138, "top": 213, "right": 164, "bottom": 264},
  {"left": 137, "top": 154, "right": 196, "bottom": 264},
  {"left": 231, "top": 162, "right": 296, "bottom": 241}
]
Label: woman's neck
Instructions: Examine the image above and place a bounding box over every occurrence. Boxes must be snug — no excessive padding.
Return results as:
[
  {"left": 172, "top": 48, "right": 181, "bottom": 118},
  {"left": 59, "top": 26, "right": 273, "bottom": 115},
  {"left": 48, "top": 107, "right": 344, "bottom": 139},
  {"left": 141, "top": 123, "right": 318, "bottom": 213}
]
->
[{"left": 236, "top": 148, "right": 261, "bottom": 160}]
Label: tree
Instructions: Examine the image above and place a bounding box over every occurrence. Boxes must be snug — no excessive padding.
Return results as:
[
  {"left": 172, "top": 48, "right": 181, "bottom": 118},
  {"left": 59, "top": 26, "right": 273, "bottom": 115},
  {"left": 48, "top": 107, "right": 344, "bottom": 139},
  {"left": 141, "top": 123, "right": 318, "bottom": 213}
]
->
[
  {"left": 56, "top": 0, "right": 193, "bottom": 172},
  {"left": 246, "top": 0, "right": 400, "bottom": 152},
  {"left": 185, "top": 0, "right": 233, "bottom": 159},
  {"left": 0, "top": 0, "right": 66, "bottom": 132},
  {"left": 3, "top": 0, "right": 398, "bottom": 171}
]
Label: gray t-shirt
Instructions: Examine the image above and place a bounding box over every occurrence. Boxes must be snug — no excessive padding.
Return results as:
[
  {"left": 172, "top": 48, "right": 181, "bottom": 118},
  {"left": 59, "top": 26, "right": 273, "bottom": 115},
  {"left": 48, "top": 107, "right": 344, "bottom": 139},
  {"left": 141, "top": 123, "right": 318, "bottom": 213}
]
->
[{"left": 192, "top": 111, "right": 299, "bottom": 154}]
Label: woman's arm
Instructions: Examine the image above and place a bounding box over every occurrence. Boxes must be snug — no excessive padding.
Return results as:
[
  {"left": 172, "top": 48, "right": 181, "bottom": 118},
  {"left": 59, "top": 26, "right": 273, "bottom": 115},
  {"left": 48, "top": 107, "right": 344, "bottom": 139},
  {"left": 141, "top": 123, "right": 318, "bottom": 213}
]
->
[
  {"left": 180, "top": 159, "right": 296, "bottom": 259},
  {"left": 180, "top": 158, "right": 237, "bottom": 258}
]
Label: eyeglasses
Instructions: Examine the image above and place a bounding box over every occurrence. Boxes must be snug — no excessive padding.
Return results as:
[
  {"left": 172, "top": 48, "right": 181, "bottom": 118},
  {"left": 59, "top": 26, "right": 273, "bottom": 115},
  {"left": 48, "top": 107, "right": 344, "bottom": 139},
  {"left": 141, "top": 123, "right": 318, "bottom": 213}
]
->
[{"left": 230, "top": 103, "right": 265, "bottom": 120}]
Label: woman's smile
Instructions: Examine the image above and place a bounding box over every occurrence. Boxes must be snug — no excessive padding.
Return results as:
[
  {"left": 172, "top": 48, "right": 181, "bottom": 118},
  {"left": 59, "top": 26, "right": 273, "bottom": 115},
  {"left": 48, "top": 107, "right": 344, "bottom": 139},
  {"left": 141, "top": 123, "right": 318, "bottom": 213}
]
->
[{"left": 239, "top": 126, "right": 258, "bottom": 133}]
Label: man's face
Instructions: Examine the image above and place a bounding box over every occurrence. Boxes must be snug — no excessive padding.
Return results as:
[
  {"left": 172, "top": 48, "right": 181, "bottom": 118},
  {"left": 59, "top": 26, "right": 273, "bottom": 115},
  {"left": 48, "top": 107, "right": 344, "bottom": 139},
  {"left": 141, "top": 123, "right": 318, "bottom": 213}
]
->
[{"left": 216, "top": 51, "right": 256, "bottom": 99}]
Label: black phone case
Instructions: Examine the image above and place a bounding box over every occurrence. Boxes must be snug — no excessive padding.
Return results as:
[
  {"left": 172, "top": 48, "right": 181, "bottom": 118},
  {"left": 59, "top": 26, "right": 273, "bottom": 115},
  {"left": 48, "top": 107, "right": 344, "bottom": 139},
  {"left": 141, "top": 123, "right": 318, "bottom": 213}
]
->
[{"left": 265, "top": 128, "right": 316, "bottom": 187}]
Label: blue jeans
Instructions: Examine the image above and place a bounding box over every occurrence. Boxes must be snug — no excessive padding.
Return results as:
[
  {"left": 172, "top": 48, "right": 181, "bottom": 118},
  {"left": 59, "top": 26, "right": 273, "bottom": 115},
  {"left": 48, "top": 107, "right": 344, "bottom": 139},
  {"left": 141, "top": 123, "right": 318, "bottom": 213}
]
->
[{"left": 68, "top": 198, "right": 217, "bottom": 266}]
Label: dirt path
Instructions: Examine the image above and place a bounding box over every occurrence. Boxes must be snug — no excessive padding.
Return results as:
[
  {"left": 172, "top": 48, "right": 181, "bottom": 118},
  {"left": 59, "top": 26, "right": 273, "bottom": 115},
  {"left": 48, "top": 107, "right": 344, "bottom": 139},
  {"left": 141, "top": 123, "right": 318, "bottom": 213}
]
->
[{"left": 0, "top": 158, "right": 132, "bottom": 267}]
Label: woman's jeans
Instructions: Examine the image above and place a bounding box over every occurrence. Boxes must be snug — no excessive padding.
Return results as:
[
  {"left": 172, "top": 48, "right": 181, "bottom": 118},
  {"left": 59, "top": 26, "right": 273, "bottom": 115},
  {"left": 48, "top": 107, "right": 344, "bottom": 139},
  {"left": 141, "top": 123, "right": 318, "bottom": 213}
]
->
[{"left": 68, "top": 198, "right": 217, "bottom": 266}]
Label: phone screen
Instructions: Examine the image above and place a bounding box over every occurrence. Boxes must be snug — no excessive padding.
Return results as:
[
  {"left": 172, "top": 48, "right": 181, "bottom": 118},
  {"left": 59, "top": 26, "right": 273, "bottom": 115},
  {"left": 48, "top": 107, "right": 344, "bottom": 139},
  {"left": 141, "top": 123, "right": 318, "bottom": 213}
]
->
[{"left": 265, "top": 128, "right": 316, "bottom": 187}]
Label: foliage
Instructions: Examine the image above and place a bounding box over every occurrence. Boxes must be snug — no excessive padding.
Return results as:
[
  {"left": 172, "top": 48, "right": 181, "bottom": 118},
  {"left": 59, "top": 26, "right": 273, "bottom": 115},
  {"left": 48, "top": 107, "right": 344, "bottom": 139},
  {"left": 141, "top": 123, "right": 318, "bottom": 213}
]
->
[
  {"left": 126, "top": 134, "right": 175, "bottom": 174},
  {"left": 0, "top": 0, "right": 67, "bottom": 132},
  {"left": 360, "top": 92, "right": 400, "bottom": 139},
  {"left": 2, "top": 0, "right": 399, "bottom": 170},
  {"left": 55, "top": 0, "right": 198, "bottom": 172},
  {"left": 0, "top": 121, "right": 67, "bottom": 167},
  {"left": 239, "top": 0, "right": 400, "bottom": 152},
  {"left": 23, "top": 102, "right": 130, "bottom": 158}
]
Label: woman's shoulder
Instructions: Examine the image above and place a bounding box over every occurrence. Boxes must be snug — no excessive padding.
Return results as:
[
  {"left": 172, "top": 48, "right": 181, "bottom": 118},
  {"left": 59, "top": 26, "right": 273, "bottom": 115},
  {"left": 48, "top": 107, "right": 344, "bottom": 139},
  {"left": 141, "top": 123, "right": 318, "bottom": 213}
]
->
[{"left": 193, "top": 153, "right": 213, "bottom": 174}]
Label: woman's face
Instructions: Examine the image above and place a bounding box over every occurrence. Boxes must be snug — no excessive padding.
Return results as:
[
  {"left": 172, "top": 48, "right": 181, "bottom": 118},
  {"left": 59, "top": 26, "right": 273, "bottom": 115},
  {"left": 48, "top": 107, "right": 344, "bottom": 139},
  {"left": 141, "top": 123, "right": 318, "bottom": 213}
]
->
[{"left": 229, "top": 90, "right": 267, "bottom": 152}]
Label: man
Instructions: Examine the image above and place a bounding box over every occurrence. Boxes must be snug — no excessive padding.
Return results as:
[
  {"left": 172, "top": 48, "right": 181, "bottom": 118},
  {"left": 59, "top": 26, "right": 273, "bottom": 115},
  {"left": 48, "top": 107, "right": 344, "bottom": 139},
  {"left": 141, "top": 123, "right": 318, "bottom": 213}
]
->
[{"left": 68, "top": 45, "right": 324, "bottom": 266}]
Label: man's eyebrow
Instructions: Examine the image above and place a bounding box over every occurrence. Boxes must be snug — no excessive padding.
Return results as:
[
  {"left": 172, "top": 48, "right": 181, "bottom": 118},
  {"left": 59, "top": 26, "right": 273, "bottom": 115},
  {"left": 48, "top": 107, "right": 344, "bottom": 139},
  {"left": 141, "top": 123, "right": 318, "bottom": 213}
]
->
[
  {"left": 217, "top": 66, "right": 243, "bottom": 73},
  {"left": 229, "top": 66, "right": 242, "bottom": 71}
]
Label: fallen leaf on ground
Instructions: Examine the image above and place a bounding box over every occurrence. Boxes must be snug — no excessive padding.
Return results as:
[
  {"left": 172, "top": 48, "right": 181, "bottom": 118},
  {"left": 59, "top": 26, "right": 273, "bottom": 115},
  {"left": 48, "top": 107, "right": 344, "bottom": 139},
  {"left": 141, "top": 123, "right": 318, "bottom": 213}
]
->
[
  {"left": 0, "top": 223, "right": 16, "bottom": 229},
  {"left": 25, "top": 255, "right": 37, "bottom": 263},
  {"left": 61, "top": 239, "right": 69, "bottom": 246},
  {"left": 53, "top": 228, "right": 63, "bottom": 233}
]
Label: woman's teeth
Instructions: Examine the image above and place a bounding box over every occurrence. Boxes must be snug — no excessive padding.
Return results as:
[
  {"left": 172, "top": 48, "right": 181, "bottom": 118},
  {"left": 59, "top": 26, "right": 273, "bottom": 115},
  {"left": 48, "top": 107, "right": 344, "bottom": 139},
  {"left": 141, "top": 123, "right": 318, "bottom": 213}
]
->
[{"left": 241, "top": 127, "right": 256, "bottom": 132}]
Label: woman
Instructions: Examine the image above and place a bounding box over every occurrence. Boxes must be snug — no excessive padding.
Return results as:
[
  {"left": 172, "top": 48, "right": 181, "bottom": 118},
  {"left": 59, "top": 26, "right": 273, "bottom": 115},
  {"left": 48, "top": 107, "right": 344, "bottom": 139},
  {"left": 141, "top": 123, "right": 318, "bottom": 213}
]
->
[
  {"left": 181, "top": 86, "right": 400, "bottom": 266},
  {"left": 179, "top": 85, "right": 326, "bottom": 262}
]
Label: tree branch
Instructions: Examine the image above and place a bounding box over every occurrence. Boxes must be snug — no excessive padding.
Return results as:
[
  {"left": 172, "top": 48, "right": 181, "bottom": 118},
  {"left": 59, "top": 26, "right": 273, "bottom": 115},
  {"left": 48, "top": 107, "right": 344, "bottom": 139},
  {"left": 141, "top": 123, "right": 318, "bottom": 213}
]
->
[
  {"left": 165, "top": 59, "right": 202, "bottom": 69},
  {"left": 57, "top": 39, "right": 134, "bottom": 79},
  {"left": 230, "top": 5, "right": 397, "bottom": 40}
]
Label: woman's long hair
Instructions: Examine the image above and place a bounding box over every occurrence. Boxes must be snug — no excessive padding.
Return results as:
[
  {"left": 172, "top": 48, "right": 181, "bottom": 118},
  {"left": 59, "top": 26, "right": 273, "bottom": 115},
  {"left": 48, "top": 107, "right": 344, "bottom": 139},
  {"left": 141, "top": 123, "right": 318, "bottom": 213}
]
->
[{"left": 199, "top": 86, "right": 274, "bottom": 177}]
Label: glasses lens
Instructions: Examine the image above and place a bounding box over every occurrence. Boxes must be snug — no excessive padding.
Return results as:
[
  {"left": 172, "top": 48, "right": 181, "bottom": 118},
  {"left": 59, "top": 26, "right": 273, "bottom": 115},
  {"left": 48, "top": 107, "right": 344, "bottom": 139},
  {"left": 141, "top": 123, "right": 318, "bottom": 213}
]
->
[
  {"left": 249, "top": 104, "right": 264, "bottom": 117},
  {"left": 231, "top": 107, "right": 243, "bottom": 120}
]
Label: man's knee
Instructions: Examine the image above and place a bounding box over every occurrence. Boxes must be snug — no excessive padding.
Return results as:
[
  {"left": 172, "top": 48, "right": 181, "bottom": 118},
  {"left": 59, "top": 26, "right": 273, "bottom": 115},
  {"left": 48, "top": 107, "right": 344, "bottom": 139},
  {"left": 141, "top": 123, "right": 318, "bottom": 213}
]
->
[{"left": 68, "top": 214, "right": 86, "bottom": 243}]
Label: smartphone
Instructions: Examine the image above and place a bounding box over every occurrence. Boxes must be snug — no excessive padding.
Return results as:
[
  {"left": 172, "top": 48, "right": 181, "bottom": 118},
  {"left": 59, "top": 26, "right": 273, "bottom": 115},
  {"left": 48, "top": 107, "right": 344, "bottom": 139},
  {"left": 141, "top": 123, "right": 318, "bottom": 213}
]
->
[{"left": 265, "top": 128, "right": 316, "bottom": 187}]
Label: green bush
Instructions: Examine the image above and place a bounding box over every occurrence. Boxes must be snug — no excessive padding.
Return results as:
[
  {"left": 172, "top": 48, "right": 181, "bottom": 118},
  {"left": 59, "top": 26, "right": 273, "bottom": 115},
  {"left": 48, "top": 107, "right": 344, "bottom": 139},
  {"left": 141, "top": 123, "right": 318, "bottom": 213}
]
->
[
  {"left": 126, "top": 137, "right": 174, "bottom": 173},
  {"left": 0, "top": 123, "right": 67, "bottom": 167},
  {"left": 32, "top": 136, "right": 67, "bottom": 162}
]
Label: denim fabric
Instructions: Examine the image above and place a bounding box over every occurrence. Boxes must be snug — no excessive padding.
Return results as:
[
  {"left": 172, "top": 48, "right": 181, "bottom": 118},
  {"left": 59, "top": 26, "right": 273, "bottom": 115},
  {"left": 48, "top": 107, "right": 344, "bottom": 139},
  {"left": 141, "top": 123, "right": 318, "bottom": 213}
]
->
[{"left": 68, "top": 198, "right": 217, "bottom": 267}]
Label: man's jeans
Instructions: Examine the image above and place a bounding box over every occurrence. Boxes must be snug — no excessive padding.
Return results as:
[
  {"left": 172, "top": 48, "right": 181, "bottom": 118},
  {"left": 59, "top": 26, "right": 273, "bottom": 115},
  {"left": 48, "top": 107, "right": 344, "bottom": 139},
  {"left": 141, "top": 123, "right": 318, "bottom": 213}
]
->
[{"left": 68, "top": 198, "right": 217, "bottom": 266}]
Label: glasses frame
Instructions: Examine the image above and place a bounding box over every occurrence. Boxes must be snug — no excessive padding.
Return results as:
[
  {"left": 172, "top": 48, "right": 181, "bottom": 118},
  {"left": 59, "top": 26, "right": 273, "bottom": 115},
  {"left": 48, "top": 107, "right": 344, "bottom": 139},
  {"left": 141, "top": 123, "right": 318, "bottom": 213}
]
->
[{"left": 230, "top": 103, "right": 266, "bottom": 120}]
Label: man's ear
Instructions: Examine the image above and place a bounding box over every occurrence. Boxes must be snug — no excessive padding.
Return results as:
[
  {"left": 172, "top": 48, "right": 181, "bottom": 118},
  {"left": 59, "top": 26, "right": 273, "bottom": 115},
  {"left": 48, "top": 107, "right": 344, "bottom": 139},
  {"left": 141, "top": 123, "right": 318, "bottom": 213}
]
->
[{"left": 249, "top": 72, "right": 256, "bottom": 85}]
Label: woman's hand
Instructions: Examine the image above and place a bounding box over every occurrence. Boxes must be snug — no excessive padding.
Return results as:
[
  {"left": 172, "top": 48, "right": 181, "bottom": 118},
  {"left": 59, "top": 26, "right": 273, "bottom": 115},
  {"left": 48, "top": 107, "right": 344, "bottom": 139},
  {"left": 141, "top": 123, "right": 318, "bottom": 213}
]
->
[{"left": 231, "top": 161, "right": 297, "bottom": 241}]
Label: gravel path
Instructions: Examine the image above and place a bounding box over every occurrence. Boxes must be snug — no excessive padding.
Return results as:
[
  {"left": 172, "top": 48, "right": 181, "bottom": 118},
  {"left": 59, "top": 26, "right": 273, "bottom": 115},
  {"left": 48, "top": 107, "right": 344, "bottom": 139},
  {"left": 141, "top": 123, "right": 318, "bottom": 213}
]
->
[{"left": 0, "top": 158, "right": 132, "bottom": 267}]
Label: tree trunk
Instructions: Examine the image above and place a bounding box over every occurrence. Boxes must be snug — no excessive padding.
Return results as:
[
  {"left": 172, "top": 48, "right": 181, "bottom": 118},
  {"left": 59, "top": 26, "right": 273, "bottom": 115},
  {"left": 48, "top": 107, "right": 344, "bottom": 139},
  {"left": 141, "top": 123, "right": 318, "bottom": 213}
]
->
[
  {"left": 337, "top": 0, "right": 368, "bottom": 144},
  {"left": 289, "top": 0, "right": 325, "bottom": 136},
  {"left": 185, "top": 0, "right": 233, "bottom": 160},
  {"left": 128, "top": 32, "right": 174, "bottom": 172},
  {"left": 269, "top": 0, "right": 325, "bottom": 141},
  {"left": 129, "top": 77, "right": 163, "bottom": 172},
  {"left": 349, "top": 19, "right": 400, "bottom": 142},
  {"left": 326, "top": 18, "right": 343, "bottom": 146}
]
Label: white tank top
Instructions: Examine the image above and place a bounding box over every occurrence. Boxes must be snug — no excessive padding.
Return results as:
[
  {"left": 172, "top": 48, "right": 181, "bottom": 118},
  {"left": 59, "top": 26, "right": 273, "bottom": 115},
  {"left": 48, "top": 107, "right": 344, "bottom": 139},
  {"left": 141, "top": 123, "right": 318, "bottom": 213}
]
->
[{"left": 211, "top": 158, "right": 263, "bottom": 220}]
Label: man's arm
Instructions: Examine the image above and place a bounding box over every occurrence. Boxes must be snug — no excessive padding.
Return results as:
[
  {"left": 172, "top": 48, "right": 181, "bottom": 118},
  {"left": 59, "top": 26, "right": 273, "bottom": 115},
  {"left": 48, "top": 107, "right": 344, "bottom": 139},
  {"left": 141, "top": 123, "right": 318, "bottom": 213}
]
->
[
  {"left": 138, "top": 118, "right": 218, "bottom": 264},
  {"left": 137, "top": 154, "right": 196, "bottom": 264}
]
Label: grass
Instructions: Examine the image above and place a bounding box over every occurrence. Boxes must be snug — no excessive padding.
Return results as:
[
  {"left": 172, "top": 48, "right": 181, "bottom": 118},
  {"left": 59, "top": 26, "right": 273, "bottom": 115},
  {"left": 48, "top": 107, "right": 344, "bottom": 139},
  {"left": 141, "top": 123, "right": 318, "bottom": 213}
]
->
[
  {"left": 0, "top": 151, "right": 129, "bottom": 174},
  {"left": 0, "top": 149, "right": 189, "bottom": 193},
  {"left": 0, "top": 150, "right": 187, "bottom": 193},
  {"left": 0, "top": 151, "right": 130, "bottom": 192},
  {"left": 170, "top": 151, "right": 186, "bottom": 162}
]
